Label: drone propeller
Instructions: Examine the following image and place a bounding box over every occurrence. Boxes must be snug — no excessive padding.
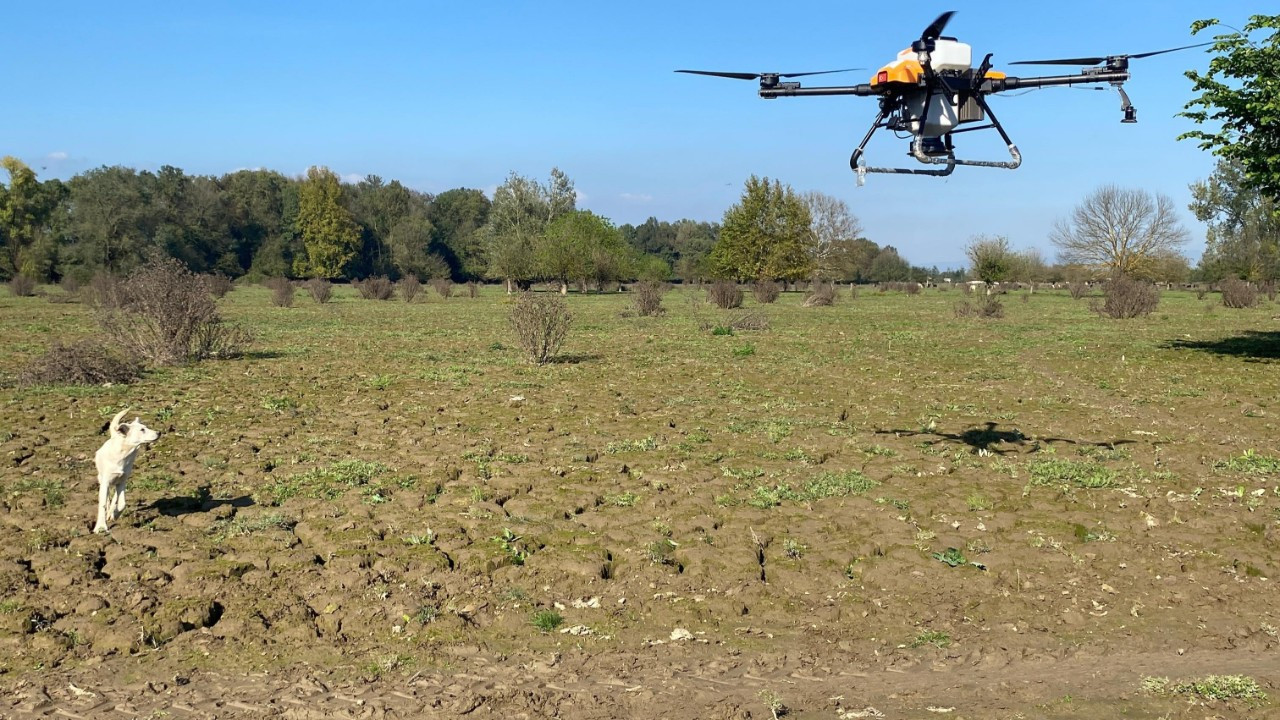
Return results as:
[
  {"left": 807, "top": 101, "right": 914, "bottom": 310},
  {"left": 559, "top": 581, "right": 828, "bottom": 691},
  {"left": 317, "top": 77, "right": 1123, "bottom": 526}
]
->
[
  {"left": 920, "top": 11, "right": 955, "bottom": 42},
  {"left": 1009, "top": 42, "right": 1213, "bottom": 66},
  {"left": 675, "top": 68, "right": 860, "bottom": 81}
]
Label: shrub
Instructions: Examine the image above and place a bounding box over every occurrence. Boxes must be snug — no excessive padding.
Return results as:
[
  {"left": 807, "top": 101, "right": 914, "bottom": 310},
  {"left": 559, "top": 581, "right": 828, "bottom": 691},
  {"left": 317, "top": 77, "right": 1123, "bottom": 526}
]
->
[
  {"left": 97, "top": 256, "right": 250, "bottom": 365},
  {"left": 803, "top": 282, "right": 838, "bottom": 307},
  {"left": 355, "top": 275, "right": 394, "bottom": 300},
  {"left": 1220, "top": 277, "right": 1258, "bottom": 309},
  {"left": 954, "top": 295, "right": 1004, "bottom": 319},
  {"left": 1090, "top": 275, "right": 1158, "bottom": 319},
  {"left": 204, "top": 273, "right": 234, "bottom": 298},
  {"left": 8, "top": 274, "right": 37, "bottom": 297},
  {"left": 1068, "top": 282, "right": 1088, "bottom": 300},
  {"left": 264, "top": 277, "right": 294, "bottom": 307},
  {"left": 511, "top": 292, "right": 571, "bottom": 364},
  {"left": 730, "top": 311, "right": 770, "bottom": 331},
  {"left": 305, "top": 278, "right": 332, "bottom": 304},
  {"left": 707, "top": 281, "right": 743, "bottom": 309},
  {"left": 751, "top": 280, "right": 780, "bottom": 304},
  {"left": 430, "top": 277, "right": 453, "bottom": 299},
  {"left": 1262, "top": 281, "right": 1277, "bottom": 302},
  {"left": 633, "top": 281, "right": 666, "bottom": 316},
  {"left": 399, "top": 274, "right": 422, "bottom": 302},
  {"left": 59, "top": 276, "right": 82, "bottom": 294},
  {"left": 20, "top": 339, "right": 142, "bottom": 386},
  {"left": 86, "top": 271, "right": 123, "bottom": 309},
  {"left": 466, "top": 281, "right": 479, "bottom": 298}
]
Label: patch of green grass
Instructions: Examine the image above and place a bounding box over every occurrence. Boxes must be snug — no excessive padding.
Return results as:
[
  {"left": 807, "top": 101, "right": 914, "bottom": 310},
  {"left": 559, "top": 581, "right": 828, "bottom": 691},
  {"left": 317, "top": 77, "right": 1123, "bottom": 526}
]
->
[
  {"left": 261, "top": 395, "right": 297, "bottom": 413},
  {"left": 254, "top": 459, "right": 390, "bottom": 506},
  {"left": 5, "top": 477, "right": 66, "bottom": 508},
  {"left": 531, "top": 610, "right": 564, "bottom": 633},
  {"left": 711, "top": 326, "right": 733, "bottom": 336},
  {"left": 1214, "top": 450, "right": 1280, "bottom": 475},
  {"left": 604, "top": 491, "right": 638, "bottom": 507},
  {"left": 732, "top": 343, "right": 755, "bottom": 358},
  {"left": 745, "top": 470, "right": 878, "bottom": 509},
  {"left": 492, "top": 528, "right": 528, "bottom": 565},
  {"left": 1144, "top": 675, "right": 1267, "bottom": 703},
  {"left": 861, "top": 445, "right": 898, "bottom": 458},
  {"left": 605, "top": 436, "right": 657, "bottom": 453},
  {"left": 647, "top": 538, "right": 678, "bottom": 565},
  {"left": 214, "top": 513, "right": 296, "bottom": 540},
  {"left": 366, "top": 374, "right": 395, "bottom": 390},
  {"left": 1027, "top": 458, "right": 1117, "bottom": 489},
  {"left": 1077, "top": 445, "right": 1131, "bottom": 461},
  {"left": 909, "top": 630, "right": 952, "bottom": 649},
  {"left": 966, "top": 492, "right": 991, "bottom": 511}
]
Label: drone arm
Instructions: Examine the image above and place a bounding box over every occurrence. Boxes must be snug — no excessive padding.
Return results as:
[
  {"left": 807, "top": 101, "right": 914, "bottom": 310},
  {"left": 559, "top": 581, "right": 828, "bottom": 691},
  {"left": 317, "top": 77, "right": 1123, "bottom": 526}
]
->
[
  {"left": 758, "top": 84, "right": 879, "bottom": 99},
  {"left": 990, "top": 71, "right": 1129, "bottom": 92}
]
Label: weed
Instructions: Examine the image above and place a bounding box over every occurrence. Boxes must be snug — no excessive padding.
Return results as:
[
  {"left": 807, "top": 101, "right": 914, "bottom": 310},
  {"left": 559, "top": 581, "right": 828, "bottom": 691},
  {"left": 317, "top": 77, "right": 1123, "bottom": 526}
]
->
[
  {"left": 493, "top": 528, "right": 528, "bottom": 565},
  {"left": 531, "top": 610, "right": 564, "bottom": 633},
  {"left": 606, "top": 436, "right": 657, "bottom": 453},
  {"left": 604, "top": 492, "right": 638, "bottom": 507},
  {"left": 783, "top": 538, "right": 806, "bottom": 560},
  {"left": 647, "top": 538, "right": 678, "bottom": 566},
  {"left": 966, "top": 492, "right": 991, "bottom": 511},
  {"left": 711, "top": 325, "right": 734, "bottom": 336},
  {"left": 909, "top": 630, "right": 952, "bottom": 649},
  {"left": 1028, "top": 458, "right": 1116, "bottom": 489},
  {"left": 862, "top": 445, "right": 898, "bottom": 458},
  {"left": 1144, "top": 674, "right": 1266, "bottom": 702},
  {"left": 366, "top": 374, "right": 394, "bottom": 390},
  {"left": 261, "top": 395, "right": 297, "bottom": 414},
  {"left": 732, "top": 343, "right": 756, "bottom": 358},
  {"left": 932, "top": 547, "right": 968, "bottom": 567},
  {"left": 403, "top": 530, "right": 436, "bottom": 546},
  {"left": 1214, "top": 450, "right": 1280, "bottom": 475},
  {"left": 758, "top": 689, "right": 787, "bottom": 719}
]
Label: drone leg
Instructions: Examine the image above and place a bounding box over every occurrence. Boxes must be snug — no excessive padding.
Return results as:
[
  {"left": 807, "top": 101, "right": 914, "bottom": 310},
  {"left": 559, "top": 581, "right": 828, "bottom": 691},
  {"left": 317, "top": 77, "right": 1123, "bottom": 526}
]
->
[
  {"left": 940, "top": 95, "right": 1021, "bottom": 170},
  {"left": 849, "top": 108, "right": 888, "bottom": 174}
]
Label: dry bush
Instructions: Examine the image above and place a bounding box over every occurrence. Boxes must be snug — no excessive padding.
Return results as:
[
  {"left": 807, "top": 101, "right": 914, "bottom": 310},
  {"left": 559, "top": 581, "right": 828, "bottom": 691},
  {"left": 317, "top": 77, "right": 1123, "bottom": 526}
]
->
[
  {"left": 303, "top": 278, "right": 332, "bottom": 304},
  {"left": 751, "top": 280, "right": 781, "bottom": 304},
  {"left": 264, "top": 277, "right": 294, "bottom": 307},
  {"left": 1261, "top": 281, "right": 1277, "bottom": 302},
  {"left": 1090, "top": 275, "right": 1159, "bottom": 319},
  {"left": 1068, "top": 282, "right": 1088, "bottom": 300},
  {"left": 355, "top": 275, "right": 394, "bottom": 300},
  {"left": 954, "top": 295, "right": 1004, "bottom": 319},
  {"left": 707, "top": 281, "right": 744, "bottom": 309},
  {"left": 730, "top": 311, "right": 770, "bottom": 331},
  {"left": 86, "top": 271, "right": 123, "bottom": 309},
  {"left": 466, "top": 281, "right": 479, "bottom": 298},
  {"left": 59, "top": 276, "right": 82, "bottom": 294},
  {"left": 430, "top": 277, "right": 454, "bottom": 299},
  {"left": 399, "top": 274, "right": 422, "bottom": 302},
  {"left": 632, "top": 281, "right": 666, "bottom": 316},
  {"left": 511, "top": 292, "right": 572, "bottom": 364},
  {"left": 1195, "top": 286, "right": 1208, "bottom": 300},
  {"left": 803, "top": 282, "right": 839, "bottom": 307},
  {"left": 962, "top": 283, "right": 975, "bottom": 296},
  {"left": 20, "top": 339, "right": 142, "bottom": 386},
  {"left": 8, "top": 274, "right": 36, "bottom": 297},
  {"left": 204, "top": 273, "right": 234, "bottom": 298},
  {"left": 1220, "top": 277, "right": 1259, "bottom": 309},
  {"left": 98, "top": 256, "right": 250, "bottom": 365}
]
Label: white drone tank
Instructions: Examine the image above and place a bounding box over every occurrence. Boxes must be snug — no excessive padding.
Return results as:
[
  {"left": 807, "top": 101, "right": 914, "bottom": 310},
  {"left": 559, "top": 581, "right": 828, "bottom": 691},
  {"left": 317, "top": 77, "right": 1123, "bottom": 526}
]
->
[{"left": 902, "top": 39, "right": 973, "bottom": 136}]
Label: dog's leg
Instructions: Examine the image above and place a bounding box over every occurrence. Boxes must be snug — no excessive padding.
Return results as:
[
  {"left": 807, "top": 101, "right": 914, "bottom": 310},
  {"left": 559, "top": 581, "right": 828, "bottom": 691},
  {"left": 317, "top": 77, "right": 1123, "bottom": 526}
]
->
[
  {"left": 113, "top": 477, "right": 127, "bottom": 520},
  {"left": 94, "top": 474, "right": 115, "bottom": 533}
]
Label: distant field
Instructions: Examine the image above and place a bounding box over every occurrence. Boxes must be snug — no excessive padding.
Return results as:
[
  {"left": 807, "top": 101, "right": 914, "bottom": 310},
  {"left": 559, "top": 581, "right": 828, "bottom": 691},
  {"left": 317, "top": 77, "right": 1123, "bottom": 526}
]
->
[{"left": 2, "top": 284, "right": 1278, "bottom": 718}]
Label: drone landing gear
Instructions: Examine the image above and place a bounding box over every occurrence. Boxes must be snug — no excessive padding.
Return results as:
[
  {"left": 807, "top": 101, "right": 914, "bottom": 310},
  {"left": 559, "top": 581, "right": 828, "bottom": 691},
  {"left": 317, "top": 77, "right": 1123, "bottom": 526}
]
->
[{"left": 850, "top": 94, "right": 1022, "bottom": 184}]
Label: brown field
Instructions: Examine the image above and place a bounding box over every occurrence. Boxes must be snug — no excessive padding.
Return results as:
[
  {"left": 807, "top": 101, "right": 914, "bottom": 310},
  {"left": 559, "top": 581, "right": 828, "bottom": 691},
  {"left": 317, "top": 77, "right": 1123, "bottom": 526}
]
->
[{"left": 1, "top": 284, "right": 1278, "bottom": 719}]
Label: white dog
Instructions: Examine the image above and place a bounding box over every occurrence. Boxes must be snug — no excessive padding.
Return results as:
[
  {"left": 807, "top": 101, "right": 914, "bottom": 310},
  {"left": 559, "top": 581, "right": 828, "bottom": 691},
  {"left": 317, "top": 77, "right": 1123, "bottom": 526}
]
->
[{"left": 94, "top": 408, "right": 159, "bottom": 533}]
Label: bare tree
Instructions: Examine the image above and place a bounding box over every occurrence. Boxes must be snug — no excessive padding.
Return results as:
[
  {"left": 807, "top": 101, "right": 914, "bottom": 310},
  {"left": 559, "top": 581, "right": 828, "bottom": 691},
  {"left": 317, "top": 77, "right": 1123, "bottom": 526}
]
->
[
  {"left": 1050, "top": 185, "right": 1189, "bottom": 278},
  {"left": 801, "top": 191, "right": 863, "bottom": 280}
]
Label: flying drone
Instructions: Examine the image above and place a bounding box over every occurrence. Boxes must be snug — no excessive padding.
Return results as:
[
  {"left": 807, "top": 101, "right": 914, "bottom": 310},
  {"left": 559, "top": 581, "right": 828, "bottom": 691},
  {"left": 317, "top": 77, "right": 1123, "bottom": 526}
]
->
[{"left": 677, "top": 11, "right": 1208, "bottom": 181}]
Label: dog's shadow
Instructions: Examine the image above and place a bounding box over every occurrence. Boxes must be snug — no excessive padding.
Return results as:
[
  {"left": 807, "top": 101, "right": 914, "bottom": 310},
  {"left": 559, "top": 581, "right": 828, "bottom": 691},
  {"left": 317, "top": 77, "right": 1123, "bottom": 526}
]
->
[{"left": 145, "top": 486, "right": 254, "bottom": 517}]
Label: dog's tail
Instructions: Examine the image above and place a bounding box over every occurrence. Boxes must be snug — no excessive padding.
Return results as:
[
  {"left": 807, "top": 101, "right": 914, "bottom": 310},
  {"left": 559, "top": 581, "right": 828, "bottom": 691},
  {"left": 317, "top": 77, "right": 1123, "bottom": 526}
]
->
[{"left": 110, "top": 408, "right": 130, "bottom": 434}]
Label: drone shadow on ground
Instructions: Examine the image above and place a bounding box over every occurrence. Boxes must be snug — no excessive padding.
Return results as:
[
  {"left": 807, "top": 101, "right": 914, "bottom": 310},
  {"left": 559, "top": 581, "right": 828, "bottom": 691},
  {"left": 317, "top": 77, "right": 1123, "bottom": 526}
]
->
[
  {"left": 1163, "top": 331, "right": 1280, "bottom": 362},
  {"left": 145, "top": 487, "right": 254, "bottom": 517},
  {"left": 876, "top": 421, "right": 1134, "bottom": 456}
]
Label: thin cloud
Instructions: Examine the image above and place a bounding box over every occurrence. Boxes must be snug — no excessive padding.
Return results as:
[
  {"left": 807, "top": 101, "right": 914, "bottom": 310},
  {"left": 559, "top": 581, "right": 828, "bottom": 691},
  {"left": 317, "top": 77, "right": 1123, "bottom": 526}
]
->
[{"left": 620, "top": 192, "right": 653, "bottom": 203}]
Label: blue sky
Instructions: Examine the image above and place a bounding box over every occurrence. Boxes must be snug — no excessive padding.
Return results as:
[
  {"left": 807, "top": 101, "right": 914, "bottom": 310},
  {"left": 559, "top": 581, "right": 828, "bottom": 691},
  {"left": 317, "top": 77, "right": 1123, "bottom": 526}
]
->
[{"left": 2, "top": 1, "right": 1262, "bottom": 269}]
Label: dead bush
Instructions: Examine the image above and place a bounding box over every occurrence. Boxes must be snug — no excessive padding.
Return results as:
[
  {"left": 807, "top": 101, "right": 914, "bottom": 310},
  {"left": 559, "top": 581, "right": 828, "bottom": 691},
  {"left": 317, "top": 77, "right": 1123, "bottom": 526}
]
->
[
  {"left": 264, "top": 277, "right": 294, "bottom": 307},
  {"left": 59, "top": 276, "right": 82, "bottom": 294},
  {"left": 803, "top": 282, "right": 839, "bottom": 307},
  {"left": 430, "top": 277, "right": 454, "bottom": 299},
  {"left": 954, "top": 295, "right": 1004, "bottom": 319},
  {"left": 511, "top": 292, "right": 571, "bottom": 364},
  {"left": 751, "top": 280, "right": 780, "bottom": 304},
  {"left": 1261, "top": 281, "right": 1277, "bottom": 302},
  {"left": 8, "top": 274, "right": 36, "bottom": 297},
  {"left": 304, "top": 278, "right": 332, "bottom": 304},
  {"left": 730, "top": 311, "right": 770, "bottom": 331},
  {"left": 466, "top": 281, "right": 479, "bottom": 298},
  {"left": 1090, "top": 275, "right": 1159, "bottom": 319},
  {"left": 1220, "top": 277, "right": 1258, "bottom": 309},
  {"left": 20, "top": 339, "right": 142, "bottom": 386},
  {"left": 355, "top": 275, "right": 394, "bottom": 300},
  {"left": 86, "top": 271, "right": 124, "bottom": 309},
  {"left": 399, "top": 274, "right": 422, "bottom": 302},
  {"left": 707, "top": 281, "right": 743, "bottom": 309},
  {"left": 632, "top": 281, "right": 666, "bottom": 316},
  {"left": 98, "top": 256, "right": 250, "bottom": 365},
  {"left": 1068, "top": 282, "right": 1088, "bottom": 300},
  {"left": 204, "top": 273, "right": 234, "bottom": 298},
  {"left": 1195, "top": 286, "right": 1209, "bottom": 300}
]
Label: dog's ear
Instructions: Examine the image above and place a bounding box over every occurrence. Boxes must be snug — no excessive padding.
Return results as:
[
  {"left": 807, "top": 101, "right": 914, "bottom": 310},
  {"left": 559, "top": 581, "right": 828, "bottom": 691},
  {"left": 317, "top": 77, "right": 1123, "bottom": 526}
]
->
[{"left": 110, "top": 408, "right": 130, "bottom": 432}]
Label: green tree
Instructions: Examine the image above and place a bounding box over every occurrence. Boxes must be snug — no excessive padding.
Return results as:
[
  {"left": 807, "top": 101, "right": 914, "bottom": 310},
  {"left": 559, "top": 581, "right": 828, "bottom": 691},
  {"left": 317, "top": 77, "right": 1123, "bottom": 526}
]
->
[
  {"left": 965, "top": 234, "right": 1014, "bottom": 284},
  {"left": 867, "top": 246, "right": 911, "bottom": 282},
  {"left": 1, "top": 157, "right": 62, "bottom": 280},
  {"left": 428, "top": 188, "right": 491, "bottom": 280},
  {"left": 1180, "top": 15, "right": 1280, "bottom": 199},
  {"left": 295, "top": 166, "right": 361, "bottom": 279},
  {"left": 711, "top": 176, "right": 814, "bottom": 281},
  {"left": 63, "top": 166, "right": 156, "bottom": 274},
  {"left": 482, "top": 168, "right": 576, "bottom": 292},
  {"left": 1190, "top": 159, "right": 1280, "bottom": 281}
]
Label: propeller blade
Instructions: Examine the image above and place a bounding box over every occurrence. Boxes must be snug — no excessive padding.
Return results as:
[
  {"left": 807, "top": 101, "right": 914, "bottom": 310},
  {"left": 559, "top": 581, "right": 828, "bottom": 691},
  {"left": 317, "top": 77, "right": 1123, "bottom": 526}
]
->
[
  {"left": 675, "top": 70, "right": 762, "bottom": 80},
  {"left": 1010, "top": 42, "right": 1213, "bottom": 66},
  {"left": 921, "top": 11, "right": 955, "bottom": 41},
  {"left": 675, "top": 68, "right": 861, "bottom": 80}
]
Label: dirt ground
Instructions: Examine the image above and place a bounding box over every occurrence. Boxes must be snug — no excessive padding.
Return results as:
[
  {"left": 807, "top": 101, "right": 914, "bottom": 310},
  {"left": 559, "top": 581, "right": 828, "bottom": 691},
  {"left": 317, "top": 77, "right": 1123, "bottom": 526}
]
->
[{"left": 2, "top": 285, "right": 1278, "bottom": 718}]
